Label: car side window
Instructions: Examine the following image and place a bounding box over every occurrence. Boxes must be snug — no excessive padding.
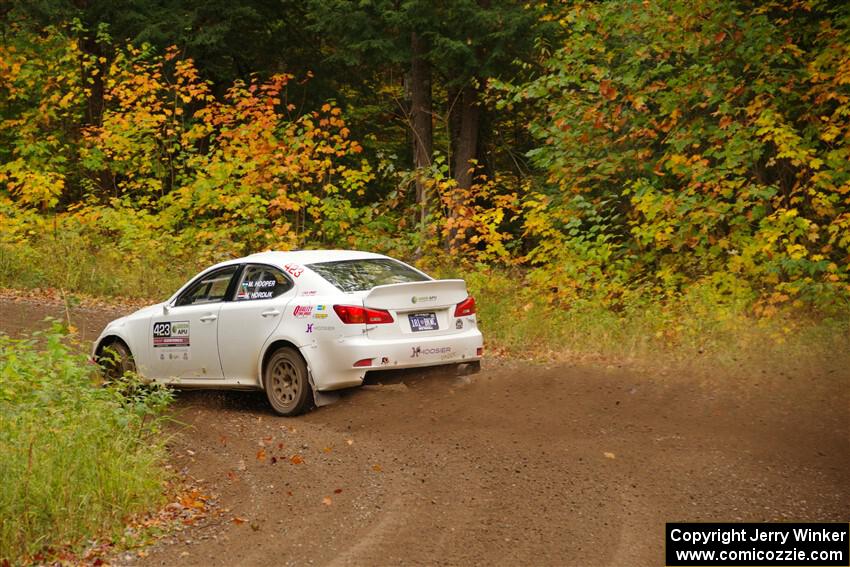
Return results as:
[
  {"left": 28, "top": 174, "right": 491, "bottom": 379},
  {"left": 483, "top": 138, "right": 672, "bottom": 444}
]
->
[
  {"left": 175, "top": 266, "right": 240, "bottom": 307},
  {"left": 233, "top": 265, "right": 293, "bottom": 301}
]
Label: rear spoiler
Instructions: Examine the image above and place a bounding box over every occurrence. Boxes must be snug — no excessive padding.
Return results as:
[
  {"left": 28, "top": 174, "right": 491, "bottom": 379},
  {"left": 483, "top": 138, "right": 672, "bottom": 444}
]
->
[{"left": 363, "top": 279, "right": 469, "bottom": 310}]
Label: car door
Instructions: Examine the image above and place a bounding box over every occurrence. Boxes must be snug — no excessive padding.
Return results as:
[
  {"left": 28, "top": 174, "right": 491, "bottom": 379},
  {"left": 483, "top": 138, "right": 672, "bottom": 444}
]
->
[
  {"left": 217, "top": 264, "right": 296, "bottom": 384},
  {"left": 147, "top": 265, "right": 240, "bottom": 381}
]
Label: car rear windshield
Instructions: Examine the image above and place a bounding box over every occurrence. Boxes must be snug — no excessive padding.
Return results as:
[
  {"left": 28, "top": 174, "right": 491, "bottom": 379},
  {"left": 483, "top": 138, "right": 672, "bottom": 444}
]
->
[{"left": 306, "top": 259, "right": 429, "bottom": 292}]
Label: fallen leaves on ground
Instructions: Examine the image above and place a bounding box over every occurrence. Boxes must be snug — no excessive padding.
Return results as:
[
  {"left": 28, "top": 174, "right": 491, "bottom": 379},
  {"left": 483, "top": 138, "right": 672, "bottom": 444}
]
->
[
  {"left": 72, "top": 477, "right": 220, "bottom": 566},
  {"left": 179, "top": 489, "right": 208, "bottom": 511}
]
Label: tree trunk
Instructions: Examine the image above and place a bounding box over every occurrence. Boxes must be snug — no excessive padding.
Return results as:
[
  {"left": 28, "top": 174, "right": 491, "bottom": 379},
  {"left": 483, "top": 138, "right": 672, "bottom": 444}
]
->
[
  {"left": 445, "top": 82, "right": 481, "bottom": 251},
  {"left": 446, "top": 86, "right": 462, "bottom": 167},
  {"left": 77, "top": 32, "right": 114, "bottom": 200},
  {"left": 410, "top": 31, "right": 433, "bottom": 227},
  {"left": 453, "top": 82, "right": 480, "bottom": 191}
]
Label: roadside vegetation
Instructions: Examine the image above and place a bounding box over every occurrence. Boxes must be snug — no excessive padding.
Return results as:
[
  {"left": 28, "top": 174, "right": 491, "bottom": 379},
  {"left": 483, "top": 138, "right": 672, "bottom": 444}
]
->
[{"left": 0, "top": 324, "right": 172, "bottom": 562}]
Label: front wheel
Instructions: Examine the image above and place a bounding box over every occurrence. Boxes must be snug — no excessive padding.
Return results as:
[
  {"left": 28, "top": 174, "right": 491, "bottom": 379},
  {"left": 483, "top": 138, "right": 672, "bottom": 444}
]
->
[
  {"left": 264, "top": 347, "right": 312, "bottom": 416},
  {"left": 98, "top": 340, "right": 136, "bottom": 382}
]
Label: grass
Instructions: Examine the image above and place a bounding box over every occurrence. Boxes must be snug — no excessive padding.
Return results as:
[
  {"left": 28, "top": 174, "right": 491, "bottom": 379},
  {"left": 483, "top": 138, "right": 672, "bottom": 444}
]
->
[
  {"left": 0, "top": 323, "right": 172, "bottom": 563},
  {"left": 458, "top": 267, "right": 850, "bottom": 375},
  {"left": 0, "top": 231, "right": 198, "bottom": 301},
  {"left": 2, "top": 231, "right": 848, "bottom": 374}
]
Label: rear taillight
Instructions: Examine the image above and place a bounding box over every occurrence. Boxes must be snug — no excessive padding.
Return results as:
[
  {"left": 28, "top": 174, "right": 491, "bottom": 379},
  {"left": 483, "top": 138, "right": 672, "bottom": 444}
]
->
[
  {"left": 333, "top": 305, "right": 395, "bottom": 324},
  {"left": 454, "top": 296, "right": 476, "bottom": 317}
]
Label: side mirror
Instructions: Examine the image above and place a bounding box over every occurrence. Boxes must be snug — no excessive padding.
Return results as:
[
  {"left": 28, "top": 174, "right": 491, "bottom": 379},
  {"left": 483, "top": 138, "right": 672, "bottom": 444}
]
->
[{"left": 163, "top": 302, "right": 171, "bottom": 315}]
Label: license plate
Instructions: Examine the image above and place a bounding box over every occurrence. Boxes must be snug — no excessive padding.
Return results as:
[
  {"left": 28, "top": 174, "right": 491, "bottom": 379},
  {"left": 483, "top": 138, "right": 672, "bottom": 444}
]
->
[{"left": 409, "top": 312, "right": 438, "bottom": 332}]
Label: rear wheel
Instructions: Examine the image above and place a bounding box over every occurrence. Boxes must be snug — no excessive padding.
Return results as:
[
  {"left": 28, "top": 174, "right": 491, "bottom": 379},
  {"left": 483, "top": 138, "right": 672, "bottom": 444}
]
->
[
  {"left": 97, "top": 340, "right": 136, "bottom": 382},
  {"left": 264, "top": 347, "right": 312, "bottom": 416}
]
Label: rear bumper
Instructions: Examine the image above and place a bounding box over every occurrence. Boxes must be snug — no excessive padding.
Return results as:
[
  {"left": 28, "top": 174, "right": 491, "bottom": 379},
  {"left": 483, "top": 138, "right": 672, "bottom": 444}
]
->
[{"left": 304, "top": 328, "right": 484, "bottom": 391}]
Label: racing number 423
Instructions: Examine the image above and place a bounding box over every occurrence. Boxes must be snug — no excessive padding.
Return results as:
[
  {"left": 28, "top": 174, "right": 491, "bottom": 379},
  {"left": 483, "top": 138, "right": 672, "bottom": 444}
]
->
[{"left": 153, "top": 322, "right": 171, "bottom": 337}]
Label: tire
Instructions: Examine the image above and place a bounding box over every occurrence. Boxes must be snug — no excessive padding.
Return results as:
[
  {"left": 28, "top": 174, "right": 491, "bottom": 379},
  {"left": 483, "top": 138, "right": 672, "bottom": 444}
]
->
[
  {"left": 264, "top": 347, "right": 312, "bottom": 416},
  {"left": 98, "top": 340, "right": 136, "bottom": 382}
]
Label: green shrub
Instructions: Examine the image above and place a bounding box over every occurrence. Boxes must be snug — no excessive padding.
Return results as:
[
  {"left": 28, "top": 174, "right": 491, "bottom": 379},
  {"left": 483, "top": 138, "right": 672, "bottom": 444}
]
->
[
  {"left": 0, "top": 323, "right": 172, "bottom": 562},
  {"left": 454, "top": 265, "right": 850, "bottom": 371}
]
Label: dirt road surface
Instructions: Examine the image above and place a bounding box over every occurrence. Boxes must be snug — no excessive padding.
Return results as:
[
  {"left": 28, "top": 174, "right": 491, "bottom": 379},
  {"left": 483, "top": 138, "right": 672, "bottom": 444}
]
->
[{"left": 2, "top": 299, "right": 848, "bottom": 566}]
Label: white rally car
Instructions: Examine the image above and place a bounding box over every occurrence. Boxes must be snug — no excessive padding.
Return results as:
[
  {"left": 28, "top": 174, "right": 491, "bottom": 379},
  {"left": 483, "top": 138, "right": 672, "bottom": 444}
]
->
[{"left": 93, "top": 250, "right": 483, "bottom": 415}]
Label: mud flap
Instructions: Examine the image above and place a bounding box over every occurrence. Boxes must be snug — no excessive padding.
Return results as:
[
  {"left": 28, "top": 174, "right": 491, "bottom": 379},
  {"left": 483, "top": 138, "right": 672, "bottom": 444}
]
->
[
  {"left": 308, "top": 370, "right": 340, "bottom": 407},
  {"left": 458, "top": 360, "right": 481, "bottom": 376}
]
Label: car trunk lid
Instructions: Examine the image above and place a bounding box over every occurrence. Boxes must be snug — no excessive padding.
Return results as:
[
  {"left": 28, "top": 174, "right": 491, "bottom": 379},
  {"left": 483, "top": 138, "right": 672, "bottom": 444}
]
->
[{"left": 362, "top": 280, "right": 469, "bottom": 339}]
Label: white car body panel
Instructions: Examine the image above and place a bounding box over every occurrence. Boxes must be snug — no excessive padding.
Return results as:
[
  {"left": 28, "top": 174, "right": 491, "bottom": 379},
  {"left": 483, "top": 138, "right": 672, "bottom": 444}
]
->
[
  {"left": 93, "top": 250, "right": 484, "bottom": 396},
  {"left": 148, "top": 303, "right": 225, "bottom": 380},
  {"left": 217, "top": 285, "right": 295, "bottom": 383}
]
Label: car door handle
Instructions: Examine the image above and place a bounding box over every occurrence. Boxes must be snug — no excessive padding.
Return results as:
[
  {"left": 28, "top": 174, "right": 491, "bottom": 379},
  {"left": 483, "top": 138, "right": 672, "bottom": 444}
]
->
[
  {"left": 199, "top": 314, "right": 218, "bottom": 322},
  {"left": 261, "top": 310, "right": 281, "bottom": 318}
]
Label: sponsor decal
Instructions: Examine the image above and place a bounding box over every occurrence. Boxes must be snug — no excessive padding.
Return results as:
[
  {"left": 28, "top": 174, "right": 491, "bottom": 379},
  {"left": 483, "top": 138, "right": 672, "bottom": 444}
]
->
[
  {"left": 300, "top": 290, "right": 318, "bottom": 296},
  {"left": 314, "top": 313, "right": 329, "bottom": 319},
  {"left": 410, "top": 346, "right": 452, "bottom": 358},
  {"left": 293, "top": 305, "right": 313, "bottom": 317},
  {"left": 306, "top": 323, "right": 314, "bottom": 333},
  {"left": 411, "top": 295, "right": 437, "bottom": 304},
  {"left": 455, "top": 319, "right": 463, "bottom": 330},
  {"left": 316, "top": 304, "right": 327, "bottom": 311},
  {"left": 153, "top": 321, "right": 190, "bottom": 347},
  {"left": 313, "top": 325, "right": 335, "bottom": 332},
  {"left": 160, "top": 351, "right": 190, "bottom": 361},
  {"left": 283, "top": 263, "right": 304, "bottom": 278}
]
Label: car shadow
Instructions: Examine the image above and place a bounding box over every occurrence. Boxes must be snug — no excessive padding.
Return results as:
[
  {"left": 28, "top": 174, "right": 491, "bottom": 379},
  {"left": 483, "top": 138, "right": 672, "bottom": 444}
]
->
[{"left": 168, "top": 363, "right": 476, "bottom": 417}]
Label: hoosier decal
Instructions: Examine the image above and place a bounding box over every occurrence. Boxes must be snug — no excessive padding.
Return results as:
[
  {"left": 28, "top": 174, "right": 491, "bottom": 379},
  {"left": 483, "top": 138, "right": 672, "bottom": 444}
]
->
[{"left": 153, "top": 321, "right": 190, "bottom": 347}]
